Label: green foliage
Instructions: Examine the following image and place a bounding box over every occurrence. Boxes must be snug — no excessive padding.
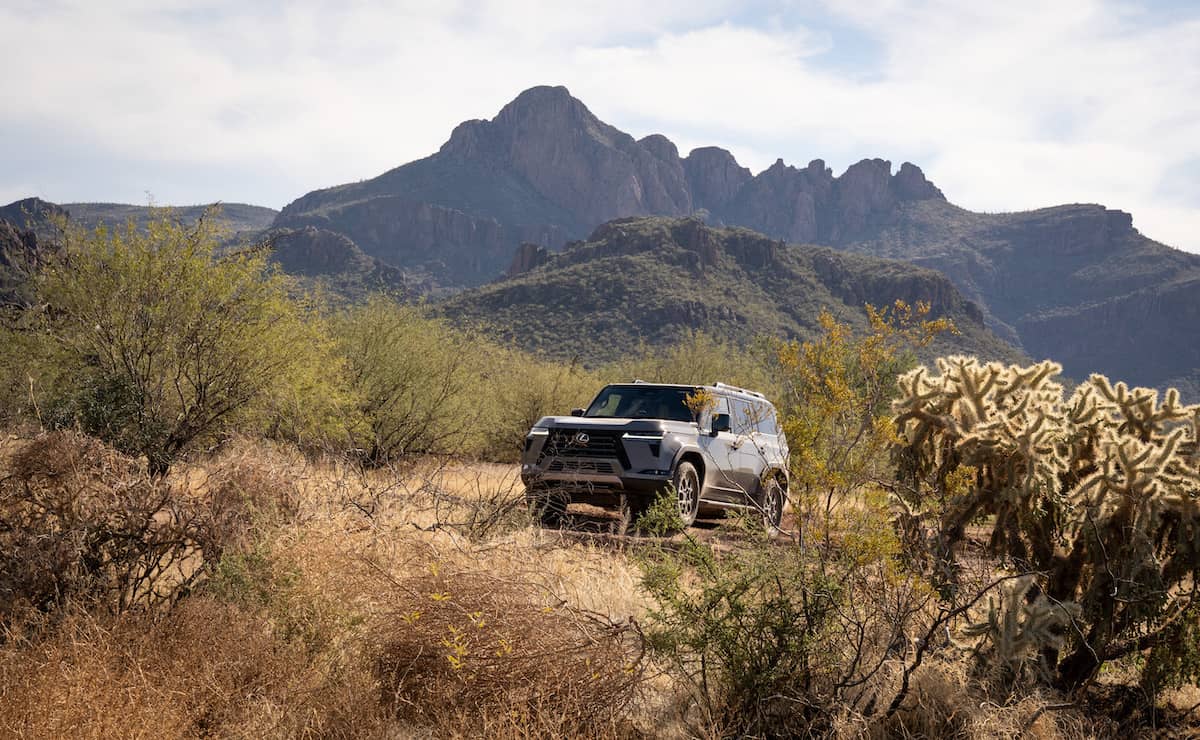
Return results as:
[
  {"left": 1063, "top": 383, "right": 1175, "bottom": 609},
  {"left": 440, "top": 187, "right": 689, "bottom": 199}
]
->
[
  {"left": 603, "top": 330, "right": 778, "bottom": 396},
  {"left": 1141, "top": 604, "right": 1200, "bottom": 696},
  {"left": 336, "top": 296, "right": 475, "bottom": 464},
  {"left": 893, "top": 357, "right": 1200, "bottom": 689},
  {"left": 33, "top": 210, "right": 335, "bottom": 474},
  {"left": 772, "top": 301, "right": 955, "bottom": 543},
  {"left": 640, "top": 497, "right": 936, "bottom": 737},
  {"left": 471, "top": 346, "right": 600, "bottom": 461}
]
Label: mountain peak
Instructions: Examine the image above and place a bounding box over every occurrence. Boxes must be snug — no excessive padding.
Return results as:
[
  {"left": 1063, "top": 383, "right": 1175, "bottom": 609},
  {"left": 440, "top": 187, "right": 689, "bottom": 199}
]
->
[{"left": 893, "top": 162, "right": 945, "bottom": 201}]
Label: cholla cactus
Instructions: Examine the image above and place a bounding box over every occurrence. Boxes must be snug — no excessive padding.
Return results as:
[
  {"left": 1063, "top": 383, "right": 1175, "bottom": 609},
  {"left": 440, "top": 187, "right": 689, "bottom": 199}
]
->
[
  {"left": 892, "top": 358, "right": 1200, "bottom": 689},
  {"left": 958, "top": 575, "right": 1082, "bottom": 685}
]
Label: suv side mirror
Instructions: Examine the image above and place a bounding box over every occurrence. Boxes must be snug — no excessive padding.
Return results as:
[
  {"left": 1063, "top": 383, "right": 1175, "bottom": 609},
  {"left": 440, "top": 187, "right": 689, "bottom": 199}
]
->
[
  {"left": 711, "top": 413, "right": 731, "bottom": 436},
  {"left": 570, "top": 408, "right": 585, "bottom": 417}
]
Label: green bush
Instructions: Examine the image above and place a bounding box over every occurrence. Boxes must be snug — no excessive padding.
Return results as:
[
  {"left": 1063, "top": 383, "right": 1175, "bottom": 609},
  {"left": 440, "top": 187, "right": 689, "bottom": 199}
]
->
[
  {"left": 336, "top": 296, "right": 477, "bottom": 463},
  {"left": 30, "top": 210, "right": 334, "bottom": 474}
]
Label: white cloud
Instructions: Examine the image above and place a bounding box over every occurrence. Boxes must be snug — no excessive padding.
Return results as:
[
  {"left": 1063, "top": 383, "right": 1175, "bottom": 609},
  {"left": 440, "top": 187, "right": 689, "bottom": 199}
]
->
[{"left": 0, "top": 0, "right": 1197, "bottom": 251}]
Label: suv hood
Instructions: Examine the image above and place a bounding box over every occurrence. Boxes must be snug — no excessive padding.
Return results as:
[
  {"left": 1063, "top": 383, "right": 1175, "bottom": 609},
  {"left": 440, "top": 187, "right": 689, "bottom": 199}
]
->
[{"left": 534, "top": 416, "right": 696, "bottom": 433}]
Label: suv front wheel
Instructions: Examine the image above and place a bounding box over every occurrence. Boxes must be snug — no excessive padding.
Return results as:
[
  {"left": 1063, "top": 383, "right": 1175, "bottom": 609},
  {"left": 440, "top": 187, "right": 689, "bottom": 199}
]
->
[{"left": 673, "top": 461, "right": 700, "bottom": 528}]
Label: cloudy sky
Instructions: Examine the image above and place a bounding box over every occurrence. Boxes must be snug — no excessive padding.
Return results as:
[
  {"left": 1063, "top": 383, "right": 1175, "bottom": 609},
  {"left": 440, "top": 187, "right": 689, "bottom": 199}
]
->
[{"left": 2, "top": 0, "right": 1197, "bottom": 251}]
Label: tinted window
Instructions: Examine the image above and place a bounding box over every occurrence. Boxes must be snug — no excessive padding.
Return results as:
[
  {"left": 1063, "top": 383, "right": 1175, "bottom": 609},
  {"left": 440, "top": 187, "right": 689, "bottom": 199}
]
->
[
  {"left": 729, "top": 398, "right": 755, "bottom": 435},
  {"left": 584, "top": 386, "right": 697, "bottom": 421},
  {"left": 755, "top": 404, "right": 779, "bottom": 435}
]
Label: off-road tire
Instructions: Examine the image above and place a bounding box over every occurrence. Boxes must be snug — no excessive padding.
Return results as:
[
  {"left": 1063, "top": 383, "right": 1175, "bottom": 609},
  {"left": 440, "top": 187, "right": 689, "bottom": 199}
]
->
[
  {"left": 673, "top": 461, "right": 701, "bottom": 528},
  {"left": 759, "top": 476, "right": 785, "bottom": 535}
]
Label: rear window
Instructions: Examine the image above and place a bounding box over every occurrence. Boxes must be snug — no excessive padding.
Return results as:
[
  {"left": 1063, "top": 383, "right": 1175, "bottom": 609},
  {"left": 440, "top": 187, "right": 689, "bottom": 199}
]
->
[{"left": 584, "top": 386, "right": 696, "bottom": 422}]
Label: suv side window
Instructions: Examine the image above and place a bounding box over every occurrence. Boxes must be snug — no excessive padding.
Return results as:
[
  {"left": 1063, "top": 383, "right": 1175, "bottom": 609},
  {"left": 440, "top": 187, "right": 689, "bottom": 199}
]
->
[
  {"left": 729, "top": 398, "right": 755, "bottom": 435},
  {"left": 755, "top": 403, "right": 779, "bottom": 435}
]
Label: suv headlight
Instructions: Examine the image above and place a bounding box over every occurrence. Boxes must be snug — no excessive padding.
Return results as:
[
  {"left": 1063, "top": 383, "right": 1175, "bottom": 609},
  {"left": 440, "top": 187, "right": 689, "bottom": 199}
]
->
[
  {"left": 528, "top": 427, "right": 550, "bottom": 436},
  {"left": 622, "top": 431, "right": 664, "bottom": 440}
]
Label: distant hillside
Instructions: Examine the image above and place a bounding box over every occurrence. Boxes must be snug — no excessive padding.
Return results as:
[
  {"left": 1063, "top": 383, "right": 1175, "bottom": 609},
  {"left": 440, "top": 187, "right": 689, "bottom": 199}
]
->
[
  {"left": 64, "top": 202, "right": 277, "bottom": 238},
  {"left": 438, "top": 217, "right": 1022, "bottom": 366},
  {"left": 275, "top": 85, "right": 1200, "bottom": 393}
]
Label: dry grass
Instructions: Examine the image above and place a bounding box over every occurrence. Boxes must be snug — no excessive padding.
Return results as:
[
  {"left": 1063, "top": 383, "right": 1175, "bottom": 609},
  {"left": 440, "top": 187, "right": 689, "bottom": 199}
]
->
[
  {"left": 0, "top": 598, "right": 382, "bottom": 739},
  {"left": 2, "top": 431, "right": 1198, "bottom": 738},
  {"left": 373, "top": 567, "right": 646, "bottom": 737}
]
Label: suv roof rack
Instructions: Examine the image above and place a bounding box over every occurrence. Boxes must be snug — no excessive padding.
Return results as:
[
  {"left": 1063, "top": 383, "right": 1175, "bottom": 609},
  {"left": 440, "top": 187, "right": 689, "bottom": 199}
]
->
[{"left": 711, "top": 381, "right": 766, "bottom": 400}]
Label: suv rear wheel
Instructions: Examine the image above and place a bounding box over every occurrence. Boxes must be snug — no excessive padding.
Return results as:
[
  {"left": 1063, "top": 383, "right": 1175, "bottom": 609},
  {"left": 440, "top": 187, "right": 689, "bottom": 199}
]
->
[
  {"left": 673, "top": 461, "right": 700, "bottom": 528},
  {"left": 759, "top": 476, "right": 784, "bottom": 534}
]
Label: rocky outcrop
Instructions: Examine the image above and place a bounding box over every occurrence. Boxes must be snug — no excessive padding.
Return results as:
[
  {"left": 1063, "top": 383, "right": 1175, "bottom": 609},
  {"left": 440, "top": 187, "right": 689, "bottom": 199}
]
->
[
  {"left": 506, "top": 242, "right": 553, "bottom": 277},
  {"left": 723, "top": 159, "right": 834, "bottom": 243},
  {"left": 718, "top": 157, "right": 946, "bottom": 244},
  {"left": 268, "top": 226, "right": 377, "bottom": 277},
  {"left": 892, "top": 162, "right": 944, "bottom": 201},
  {"left": 683, "top": 147, "right": 752, "bottom": 214},
  {"left": 281, "top": 197, "right": 567, "bottom": 286},
  {"left": 0, "top": 198, "right": 67, "bottom": 237},
  {"left": 0, "top": 218, "right": 49, "bottom": 306},
  {"left": 441, "top": 86, "right": 693, "bottom": 224},
  {"left": 266, "top": 226, "right": 410, "bottom": 294},
  {"left": 1017, "top": 276, "right": 1200, "bottom": 389}
]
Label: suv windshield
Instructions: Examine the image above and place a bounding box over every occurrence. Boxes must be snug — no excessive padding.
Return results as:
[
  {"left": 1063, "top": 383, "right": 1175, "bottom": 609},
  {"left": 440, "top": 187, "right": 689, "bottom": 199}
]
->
[{"left": 584, "top": 385, "right": 696, "bottom": 422}]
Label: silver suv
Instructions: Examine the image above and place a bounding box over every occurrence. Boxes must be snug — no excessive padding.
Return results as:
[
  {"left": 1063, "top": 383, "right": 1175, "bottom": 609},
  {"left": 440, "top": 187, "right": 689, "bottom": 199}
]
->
[{"left": 521, "top": 381, "right": 789, "bottom": 531}]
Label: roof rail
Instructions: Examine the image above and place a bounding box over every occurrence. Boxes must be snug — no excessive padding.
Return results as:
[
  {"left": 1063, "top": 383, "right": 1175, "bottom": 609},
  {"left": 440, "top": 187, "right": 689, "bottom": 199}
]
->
[
  {"left": 712, "top": 381, "right": 766, "bottom": 399},
  {"left": 633, "top": 378, "right": 648, "bottom": 384}
]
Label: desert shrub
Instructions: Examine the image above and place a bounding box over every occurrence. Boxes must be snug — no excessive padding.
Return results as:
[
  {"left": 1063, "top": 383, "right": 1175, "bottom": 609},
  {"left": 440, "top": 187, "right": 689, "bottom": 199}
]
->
[
  {"left": 772, "top": 301, "right": 954, "bottom": 541},
  {"left": 193, "top": 442, "right": 302, "bottom": 562},
  {"left": 641, "top": 498, "right": 938, "bottom": 738},
  {"left": 337, "top": 296, "right": 477, "bottom": 464},
  {"left": 0, "top": 431, "right": 306, "bottom": 628},
  {"left": 472, "top": 346, "right": 601, "bottom": 461},
  {"left": 32, "top": 209, "right": 336, "bottom": 475},
  {"left": 892, "top": 357, "right": 1200, "bottom": 690},
  {"left": 604, "top": 329, "right": 779, "bottom": 396},
  {"left": 0, "top": 431, "right": 210, "bottom": 623},
  {"left": 374, "top": 567, "right": 647, "bottom": 737}
]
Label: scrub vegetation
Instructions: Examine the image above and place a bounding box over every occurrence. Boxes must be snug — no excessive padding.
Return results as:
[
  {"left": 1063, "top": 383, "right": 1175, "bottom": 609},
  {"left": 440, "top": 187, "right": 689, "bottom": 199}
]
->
[{"left": 1, "top": 209, "right": 1198, "bottom": 738}]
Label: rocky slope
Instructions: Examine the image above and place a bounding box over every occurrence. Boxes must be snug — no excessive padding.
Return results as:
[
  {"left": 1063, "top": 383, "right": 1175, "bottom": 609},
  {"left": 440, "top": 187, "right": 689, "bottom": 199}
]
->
[
  {"left": 264, "top": 226, "right": 417, "bottom": 298},
  {"left": 438, "top": 217, "right": 1021, "bottom": 366},
  {"left": 276, "top": 86, "right": 1200, "bottom": 393},
  {"left": 0, "top": 219, "right": 48, "bottom": 307}
]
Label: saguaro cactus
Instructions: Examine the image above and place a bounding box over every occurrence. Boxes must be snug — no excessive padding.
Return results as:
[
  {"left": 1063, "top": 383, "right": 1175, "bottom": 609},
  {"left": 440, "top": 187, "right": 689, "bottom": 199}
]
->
[{"left": 891, "top": 357, "right": 1200, "bottom": 689}]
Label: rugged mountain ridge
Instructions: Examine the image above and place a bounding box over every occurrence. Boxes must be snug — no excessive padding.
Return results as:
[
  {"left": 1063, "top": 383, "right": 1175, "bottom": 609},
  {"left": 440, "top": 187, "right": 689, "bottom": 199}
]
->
[
  {"left": 274, "top": 86, "right": 947, "bottom": 285},
  {"left": 440, "top": 216, "right": 1019, "bottom": 366},
  {"left": 275, "top": 85, "right": 1200, "bottom": 392}
]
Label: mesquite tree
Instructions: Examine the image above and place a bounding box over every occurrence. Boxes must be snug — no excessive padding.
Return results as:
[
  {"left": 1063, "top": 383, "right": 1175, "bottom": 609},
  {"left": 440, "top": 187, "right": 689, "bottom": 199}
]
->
[{"left": 891, "top": 355, "right": 1200, "bottom": 690}]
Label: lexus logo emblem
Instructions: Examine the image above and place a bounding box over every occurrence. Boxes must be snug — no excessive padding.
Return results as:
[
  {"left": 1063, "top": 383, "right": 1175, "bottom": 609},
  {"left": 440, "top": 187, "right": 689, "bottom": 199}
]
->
[{"left": 572, "top": 432, "right": 590, "bottom": 446}]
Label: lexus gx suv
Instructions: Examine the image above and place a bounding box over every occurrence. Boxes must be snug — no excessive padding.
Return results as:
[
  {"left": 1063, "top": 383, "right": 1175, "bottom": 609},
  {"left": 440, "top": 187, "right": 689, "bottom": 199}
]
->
[{"left": 521, "top": 382, "right": 789, "bottom": 531}]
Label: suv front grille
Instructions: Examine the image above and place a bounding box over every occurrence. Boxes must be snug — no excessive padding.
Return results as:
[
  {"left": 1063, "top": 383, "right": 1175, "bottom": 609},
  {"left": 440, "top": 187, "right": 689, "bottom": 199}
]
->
[
  {"left": 542, "top": 429, "right": 629, "bottom": 468},
  {"left": 544, "top": 429, "right": 620, "bottom": 457}
]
